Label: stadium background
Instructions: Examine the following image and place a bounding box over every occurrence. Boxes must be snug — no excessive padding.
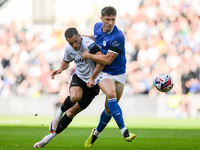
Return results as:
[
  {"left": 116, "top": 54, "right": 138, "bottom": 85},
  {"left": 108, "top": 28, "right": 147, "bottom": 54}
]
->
[{"left": 0, "top": 0, "right": 200, "bottom": 119}]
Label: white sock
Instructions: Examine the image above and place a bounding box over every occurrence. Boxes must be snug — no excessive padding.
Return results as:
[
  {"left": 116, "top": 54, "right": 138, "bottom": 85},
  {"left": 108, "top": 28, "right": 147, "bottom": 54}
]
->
[
  {"left": 55, "top": 109, "right": 64, "bottom": 118},
  {"left": 120, "top": 127, "right": 127, "bottom": 135},
  {"left": 46, "top": 132, "right": 57, "bottom": 141},
  {"left": 93, "top": 129, "right": 100, "bottom": 137}
]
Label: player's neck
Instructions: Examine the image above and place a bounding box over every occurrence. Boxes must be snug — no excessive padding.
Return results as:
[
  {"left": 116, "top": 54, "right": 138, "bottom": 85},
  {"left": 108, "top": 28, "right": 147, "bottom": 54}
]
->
[{"left": 102, "top": 26, "right": 114, "bottom": 34}]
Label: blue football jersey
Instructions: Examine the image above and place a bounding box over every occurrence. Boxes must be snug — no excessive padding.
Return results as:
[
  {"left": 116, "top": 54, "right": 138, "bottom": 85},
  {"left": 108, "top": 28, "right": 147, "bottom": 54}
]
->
[{"left": 94, "top": 22, "right": 126, "bottom": 75}]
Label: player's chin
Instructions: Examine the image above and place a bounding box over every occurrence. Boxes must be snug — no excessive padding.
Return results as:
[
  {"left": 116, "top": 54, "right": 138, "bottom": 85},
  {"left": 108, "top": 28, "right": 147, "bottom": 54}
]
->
[
  {"left": 106, "top": 28, "right": 112, "bottom": 32},
  {"left": 74, "top": 47, "right": 79, "bottom": 50}
]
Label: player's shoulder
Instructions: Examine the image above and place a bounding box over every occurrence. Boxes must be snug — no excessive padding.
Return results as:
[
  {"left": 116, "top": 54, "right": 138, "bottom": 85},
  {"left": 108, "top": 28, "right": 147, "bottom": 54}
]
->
[
  {"left": 81, "top": 36, "right": 96, "bottom": 49},
  {"left": 82, "top": 36, "right": 95, "bottom": 45},
  {"left": 82, "top": 36, "right": 94, "bottom": 41},
  {"left": 65, "top": 43, "right": 73, "bottom": 49},
  {"left": 113, "top": 25, "right": 124, "bottom": 37},
  {"left": 64, "top": 44, "right": 74, "bottom": 54},
  {"left": 64, "top": 44, "right": 71, "bottom": 50},
  {"left": 110, "top": 26, "right": 124, "bottom": 43},
  {"left": 94, "top": 22, "right": 103, "bottom": 29}
]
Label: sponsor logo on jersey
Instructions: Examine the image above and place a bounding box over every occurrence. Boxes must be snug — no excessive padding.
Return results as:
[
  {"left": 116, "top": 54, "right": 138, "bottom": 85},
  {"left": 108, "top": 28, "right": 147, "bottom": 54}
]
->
[
  {"left": 112, "top": 41, "right": 120, "bottom": 47},
  {"left": 70, "top": 53, "right": 75, "bottom": 55},
  {"left": 75, "top": 58, "right": 85, "bottom": 65}
]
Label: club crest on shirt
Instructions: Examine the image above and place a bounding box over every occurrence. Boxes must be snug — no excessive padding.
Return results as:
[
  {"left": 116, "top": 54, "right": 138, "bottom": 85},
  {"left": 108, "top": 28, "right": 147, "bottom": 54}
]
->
[{"left": 103, "top": 40, "right": 106, "bottom": 46}]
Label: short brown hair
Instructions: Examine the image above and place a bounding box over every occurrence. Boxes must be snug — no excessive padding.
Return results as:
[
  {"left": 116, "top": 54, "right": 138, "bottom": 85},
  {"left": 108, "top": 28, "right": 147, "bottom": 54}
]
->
[
  {"left": 101, "top": 6, "right": 117, "bottom": 17},
  {"left": 64, "top": 27, "right": 78, "bottom": 38}
]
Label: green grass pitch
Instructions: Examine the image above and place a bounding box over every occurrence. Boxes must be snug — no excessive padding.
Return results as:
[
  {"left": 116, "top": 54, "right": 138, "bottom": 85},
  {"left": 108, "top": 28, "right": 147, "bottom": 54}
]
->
[{"left": 0, "top": 115, "right": 200, "bottom": 150}]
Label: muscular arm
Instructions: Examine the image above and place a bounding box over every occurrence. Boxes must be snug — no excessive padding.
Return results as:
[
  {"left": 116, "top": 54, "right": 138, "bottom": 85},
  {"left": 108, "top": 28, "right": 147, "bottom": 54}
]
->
[
  {"left": 82, "top": 51, "right": 118, "bottom": 65},
  {"left": 87, "top": 51, "right": 105, "bottom": 88},
  {"left": 60, "top": 60, "right": 70, "bottom": 71},
  {"left": 51, "top": 60, "right": 69, "bottom": 79},
  {"left": 90, "top": 51, "right": 105, "bottom": 80},
  {"left": 87, "top": 47, "right": 105, "bottom": 88}
]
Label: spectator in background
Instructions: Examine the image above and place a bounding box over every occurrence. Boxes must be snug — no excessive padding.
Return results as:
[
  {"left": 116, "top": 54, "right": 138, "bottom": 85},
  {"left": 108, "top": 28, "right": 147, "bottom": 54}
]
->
[
  {"left": 180, "top": 63, "right": 193, "bottom": 117},
  {"left": 0, "top": 0, "right": 200, "bottom": 99},
  {"left": 0, "top": 21, "right": 72, "bottom": 99}
]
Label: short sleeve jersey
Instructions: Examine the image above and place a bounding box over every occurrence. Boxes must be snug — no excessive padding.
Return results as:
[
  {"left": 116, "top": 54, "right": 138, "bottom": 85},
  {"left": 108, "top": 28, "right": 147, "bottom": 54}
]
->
[
  {"left": 63, "top": 37, "right": 97, "bottom": 82},
  {"left": 94, "top": 22, "right": 126, "bottom": 75}
]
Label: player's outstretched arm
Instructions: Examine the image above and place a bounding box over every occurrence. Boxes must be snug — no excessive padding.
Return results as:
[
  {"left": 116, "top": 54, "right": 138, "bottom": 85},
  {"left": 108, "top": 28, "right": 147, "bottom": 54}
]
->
[{"left": 51, "top": 60, "right": 69, "bottom": 79}]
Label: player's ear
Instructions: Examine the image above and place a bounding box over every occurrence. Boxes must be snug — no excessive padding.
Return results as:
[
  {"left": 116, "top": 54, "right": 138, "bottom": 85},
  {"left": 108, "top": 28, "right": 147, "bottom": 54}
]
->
[{"left": 78, "top": 34, "right": 81, "bottom": 38}]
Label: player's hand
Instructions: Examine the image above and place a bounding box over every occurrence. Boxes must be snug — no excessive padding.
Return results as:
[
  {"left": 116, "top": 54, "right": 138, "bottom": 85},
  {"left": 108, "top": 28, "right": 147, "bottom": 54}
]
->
[
  {"left": 87, "top": 78, "right": 95, "bottom": 88},
  {"left": 51, "top": 69, "right": 62, "bottom": 79},
  {"left": 81, "top": 50, "right": 89, "bottom": 61}
]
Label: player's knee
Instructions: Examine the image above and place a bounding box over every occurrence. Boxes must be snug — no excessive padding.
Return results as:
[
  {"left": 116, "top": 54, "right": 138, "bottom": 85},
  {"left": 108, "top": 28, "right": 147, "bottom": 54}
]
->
[
  {"left": 106, "top": 90, "right": 116, "bottom": 99},
  {"left": 70, "top": 95, "right": 81, "bottom": 103}
]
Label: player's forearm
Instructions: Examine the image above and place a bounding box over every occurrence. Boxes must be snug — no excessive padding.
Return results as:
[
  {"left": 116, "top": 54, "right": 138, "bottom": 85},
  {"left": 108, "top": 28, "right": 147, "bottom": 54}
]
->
[
  {"left": 90, "top": 63, "right": 105, "bottom": 79},
  {"left": 59, "top": 60, "right": 69, "bottom": 71},
  {"left": 87, "top": 53, "right": 112, "bottom": 65}
]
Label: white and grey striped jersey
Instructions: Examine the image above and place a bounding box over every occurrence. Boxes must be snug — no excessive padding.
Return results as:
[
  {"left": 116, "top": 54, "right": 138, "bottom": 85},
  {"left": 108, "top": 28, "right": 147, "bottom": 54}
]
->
[{"left": 63, "top": 36, "right": 98, "bottom": 83}]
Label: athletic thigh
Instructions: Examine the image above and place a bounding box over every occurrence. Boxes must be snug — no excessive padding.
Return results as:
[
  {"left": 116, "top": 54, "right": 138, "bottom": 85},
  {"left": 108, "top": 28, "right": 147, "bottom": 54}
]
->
[
  {"left": 78, "top": 84, "right": 99, "bottom": 109},
  {"left": 70, "top": 74, "right": 99, "bottom": 109},
  {"left": 104, "top": 82, "right": 124, "bottom": 114},
  {"left": 69, "top": 74, "right": 85, "bottom": 103},
  {"left": 70, "top": 86, "right": 83, "bottom": 103},
  {"left": 98, "top": 78, "right": 116, "bottom": 99}
]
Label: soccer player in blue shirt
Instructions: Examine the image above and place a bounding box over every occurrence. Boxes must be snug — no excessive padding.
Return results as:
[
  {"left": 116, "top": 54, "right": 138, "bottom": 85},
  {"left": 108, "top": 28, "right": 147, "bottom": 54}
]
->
[{"left": 82, "top": 6, "right": 136, "bottom": 148}]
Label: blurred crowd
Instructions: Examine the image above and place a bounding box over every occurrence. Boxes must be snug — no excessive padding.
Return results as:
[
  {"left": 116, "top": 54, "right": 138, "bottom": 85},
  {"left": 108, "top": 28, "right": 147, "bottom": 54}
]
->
[
  {"left": 0, "top": 0, "right": 200, "bottom": 113},
  {"left": 124, "top": 0, "right": 200, "bottom": 96}
]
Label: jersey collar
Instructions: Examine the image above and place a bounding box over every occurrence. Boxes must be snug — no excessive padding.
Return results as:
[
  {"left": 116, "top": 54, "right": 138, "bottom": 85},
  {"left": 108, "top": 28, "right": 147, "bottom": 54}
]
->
[{"left": 102, "top": 26, "right": 115, "bottom": 34}]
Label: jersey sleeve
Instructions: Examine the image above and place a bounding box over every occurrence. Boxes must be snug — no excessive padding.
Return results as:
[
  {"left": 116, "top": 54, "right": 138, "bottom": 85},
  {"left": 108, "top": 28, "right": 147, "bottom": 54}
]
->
[
  {"left": 63, "top": 46, "right": 73, "bottom": 63},
  {"left": 88, "top": 43, "right": 101, "bottom": 54},
  {"left": 94, "top": 22, "right": 102, "bottom": 36},
  {"left": 109, "top": 35, "right": 125, "bottom": 54},
  {"left": 84, "top": 37, "right": 101, "bottom": 54}
]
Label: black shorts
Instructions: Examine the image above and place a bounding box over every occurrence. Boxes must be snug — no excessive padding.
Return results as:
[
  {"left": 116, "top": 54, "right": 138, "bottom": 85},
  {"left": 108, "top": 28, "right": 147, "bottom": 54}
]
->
[{"left": 69, "top": 74, "right": 100, "bottom": 109}]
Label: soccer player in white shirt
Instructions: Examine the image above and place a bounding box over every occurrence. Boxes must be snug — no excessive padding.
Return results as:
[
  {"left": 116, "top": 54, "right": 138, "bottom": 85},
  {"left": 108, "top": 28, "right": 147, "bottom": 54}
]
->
[{"left": 34, "top": 27, "right": 103, "bottom": 148}]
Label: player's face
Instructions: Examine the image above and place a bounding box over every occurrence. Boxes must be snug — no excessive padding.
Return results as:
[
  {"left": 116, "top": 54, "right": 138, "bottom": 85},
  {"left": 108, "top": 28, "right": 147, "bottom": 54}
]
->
[
  {"left": 66, "top": 34, "right": 81, "bottom": 50},
  {"left": 101, "top": 15, "right": 116, "bottom": 33}
]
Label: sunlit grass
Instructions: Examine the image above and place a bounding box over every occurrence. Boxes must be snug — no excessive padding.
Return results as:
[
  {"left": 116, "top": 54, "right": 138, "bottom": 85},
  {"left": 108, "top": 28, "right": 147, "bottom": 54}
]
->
[
  {"left": 0, "top": 115, "right": 200, "bottom": 150},
  {"left": 0, "top": 115, "right": 200, "bottom": 129}
]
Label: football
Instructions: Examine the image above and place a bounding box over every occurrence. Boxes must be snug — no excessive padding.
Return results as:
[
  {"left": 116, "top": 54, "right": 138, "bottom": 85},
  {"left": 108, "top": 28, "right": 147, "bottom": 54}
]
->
[{"left": 154, "top": 73, "right": 174, "bottom": 92}]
